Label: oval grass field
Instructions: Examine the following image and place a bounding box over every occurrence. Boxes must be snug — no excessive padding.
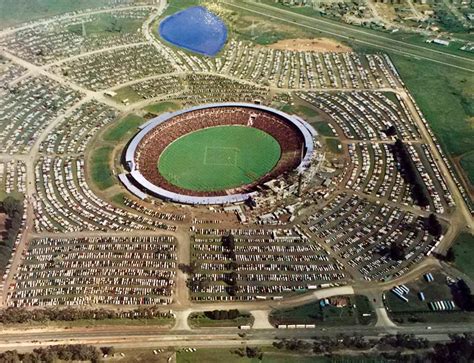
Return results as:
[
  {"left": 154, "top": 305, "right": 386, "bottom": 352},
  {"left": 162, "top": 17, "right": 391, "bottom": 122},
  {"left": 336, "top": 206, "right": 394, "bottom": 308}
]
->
[{"left": 158, "top": 126, "right": 281, "bottom": 192}]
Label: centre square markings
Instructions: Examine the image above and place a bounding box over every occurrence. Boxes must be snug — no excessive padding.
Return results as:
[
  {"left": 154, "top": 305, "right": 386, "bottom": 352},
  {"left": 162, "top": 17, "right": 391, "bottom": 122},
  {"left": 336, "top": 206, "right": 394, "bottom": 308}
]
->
[{"left": 203, "top": 146, "right": 240, "bottom": 166}]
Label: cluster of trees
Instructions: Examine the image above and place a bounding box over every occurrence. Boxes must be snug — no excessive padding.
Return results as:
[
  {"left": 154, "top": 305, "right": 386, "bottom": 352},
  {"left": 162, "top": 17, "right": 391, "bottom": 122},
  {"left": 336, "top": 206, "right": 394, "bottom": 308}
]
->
[
  {"left": 425, "top": 214, "right": 443, "bottom": 237},
  {"left": 0, "top": 345, "right": 102, "bottom": 363},
  {"left": 0, "top": 306, "right": 172, "bottom": 324},
  {"left": 0, "top": 196, "right": 23, "bottom": 243},
  {"left": 0, "top": 195, "right": 23, "bottom": 274},
  {"left": 234, "top": 347, "right": 263, "bottom": 360},
  {"left": 389, "top": 242, "right": 406, "bottom": 261},
  {"left": 273, "top": 334, "right": 370, "bottom": 354},
  {"left": 379, "top": 334, "right": 429, "bottom": 350},
  {"left": 430, "top": 333, "right": 474, "bottom": 362},
  {"left": 452, "top": 279, "right": 474, "bottom": 311},
  {"left": 274, "top": 334, "right": 424, "bottom": 354},
  {"left": 203, "top": 309, "right": 244, "bottom": 320},
  {"left": 391, "top": 139, "right": 429, "bottom": 207}
]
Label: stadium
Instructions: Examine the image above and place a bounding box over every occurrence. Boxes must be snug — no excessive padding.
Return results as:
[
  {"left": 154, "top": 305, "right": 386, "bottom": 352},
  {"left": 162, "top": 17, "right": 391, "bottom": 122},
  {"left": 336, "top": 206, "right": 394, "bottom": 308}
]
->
[{"left": 123, "top": 103, "right": 316, "bottom": 205}]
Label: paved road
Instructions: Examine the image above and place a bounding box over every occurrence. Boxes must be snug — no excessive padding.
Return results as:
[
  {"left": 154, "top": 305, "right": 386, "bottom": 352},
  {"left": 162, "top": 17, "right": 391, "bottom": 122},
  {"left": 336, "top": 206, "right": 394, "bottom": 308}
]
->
[{"left": 223, "top": 0, "right": 473, "bottom": 72}]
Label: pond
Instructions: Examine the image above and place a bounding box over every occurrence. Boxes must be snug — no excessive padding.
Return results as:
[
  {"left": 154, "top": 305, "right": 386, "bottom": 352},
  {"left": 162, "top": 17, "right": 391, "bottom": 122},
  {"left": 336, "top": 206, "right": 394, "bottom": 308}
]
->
[{"left": 158, "top": 6, "right": 227, "bottom": 57}]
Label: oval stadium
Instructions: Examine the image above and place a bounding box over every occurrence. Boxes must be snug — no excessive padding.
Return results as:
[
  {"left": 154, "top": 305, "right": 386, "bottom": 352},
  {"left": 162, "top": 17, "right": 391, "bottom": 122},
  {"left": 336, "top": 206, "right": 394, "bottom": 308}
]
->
[{"left": 124, "top": 103, "right": 316, "bottom": 205}]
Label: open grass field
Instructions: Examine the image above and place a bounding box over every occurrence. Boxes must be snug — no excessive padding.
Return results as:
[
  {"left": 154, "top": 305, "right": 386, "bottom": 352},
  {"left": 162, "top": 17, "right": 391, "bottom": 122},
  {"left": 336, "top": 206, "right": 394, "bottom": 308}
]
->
[
  {"left": 188, "top": 311, "right": 254, "bottom": 328},
  {"left": 460, "top": 152, "right": 474, "bottom": 185},
  {"left": 144, "top": 101, "right": 180, "bottom": 115},
  {"left": 1, "top": 317, "right": 174, "bottom": 329},
  {"left": 103, "top": 114, "right": 144, "bottom": 142},
  {"left": 158, "top": 126, "right": 281, "bottom": 192},
  {"left": 67, "top": 13, "right": 143, "bottom": 37},
  {"left": 389, "top": 54, "right": 474, "bottom": 200},
  {"left": 269, "top": 295, "right": 375, "bottom": 326},
  {"left": 0, "top": 0, "right": 110, "bottom": 29},
  {"left": 326, "top": 138, "right": 343, "bottom": 154},
  {"left": 452, "top": 232, "right": 474, "bottom": 279},
  {"left": 311, "top": 122, "right": 335, "bottom": 137},
  {"left": 89, "top": 146, "right": 114, "bottom": 190},
  {"left": 177, "top": 348, "right": 331, "bottom": 363}
]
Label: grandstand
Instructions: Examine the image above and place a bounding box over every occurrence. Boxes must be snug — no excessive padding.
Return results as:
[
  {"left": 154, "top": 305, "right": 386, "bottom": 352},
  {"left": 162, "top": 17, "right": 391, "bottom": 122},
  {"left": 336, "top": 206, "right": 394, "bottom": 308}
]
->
[{"left": 124, "top": 103, "right": 315, "bottom": 205}]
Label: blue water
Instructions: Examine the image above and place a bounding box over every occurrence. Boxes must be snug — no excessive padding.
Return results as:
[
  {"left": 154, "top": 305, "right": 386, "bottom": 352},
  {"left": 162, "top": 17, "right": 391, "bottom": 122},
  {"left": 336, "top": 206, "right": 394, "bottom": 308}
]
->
[{"left": 159, "top": 6, "right": 227, "bottom": 57}]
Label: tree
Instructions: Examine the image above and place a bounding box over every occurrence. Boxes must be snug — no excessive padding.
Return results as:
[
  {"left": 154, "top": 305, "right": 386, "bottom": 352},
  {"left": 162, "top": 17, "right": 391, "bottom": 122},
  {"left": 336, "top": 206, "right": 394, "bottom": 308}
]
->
[
  {"left": 385, "top": 125, "right": 397, "bottom": 137},
  {"left": 222, "top": 234, "right": 235, "bottom": 250},
  {"left": 1, "top": 196, "right": 22, "bottom": 216},
  {"left": 425, "top": 214, "right": 442, "bottom": 237},
  {"left": 100, "top": 346, "right": 115, "bottom": 356},
  {"left": 445, "top": 248, "right": 455, "bottom": 262},
  {"left": 389, "top": 242, "right": 406, "bottom": 261}
]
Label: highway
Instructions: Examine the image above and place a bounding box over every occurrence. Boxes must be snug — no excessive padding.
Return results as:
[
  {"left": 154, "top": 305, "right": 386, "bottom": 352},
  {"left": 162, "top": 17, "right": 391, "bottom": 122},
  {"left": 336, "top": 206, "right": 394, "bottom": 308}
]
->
[{"left": 223, "top": 0, "right": 474, "bottom": 72}]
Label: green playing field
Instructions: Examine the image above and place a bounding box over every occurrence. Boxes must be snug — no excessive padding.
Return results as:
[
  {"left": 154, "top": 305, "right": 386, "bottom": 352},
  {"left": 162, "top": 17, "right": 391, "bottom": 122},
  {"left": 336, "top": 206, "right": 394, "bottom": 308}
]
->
[{"left": 158, "top": 126, "right": 281, "bottom": 192}]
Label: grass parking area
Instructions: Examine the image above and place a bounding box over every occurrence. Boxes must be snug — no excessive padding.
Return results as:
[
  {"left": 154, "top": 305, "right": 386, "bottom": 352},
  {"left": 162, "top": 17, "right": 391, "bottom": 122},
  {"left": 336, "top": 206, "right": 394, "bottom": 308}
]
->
[
  {"left": 452, "top": 232, "right": 474, "bottom": 279},
  {"left": 89, "top": 146, "right": 114, "bottom": 190},
  {"left": 188, "top": 310, "right": 253, "bottom": 328},
  {"left": 385, "top": 272, "right": 473, "bottom": 324},
  {"left": 269, "top": 295, "right": 375, "bottom": 326},
  {"left": 103, "top": 114, "right": 144, "bottom": 142}
]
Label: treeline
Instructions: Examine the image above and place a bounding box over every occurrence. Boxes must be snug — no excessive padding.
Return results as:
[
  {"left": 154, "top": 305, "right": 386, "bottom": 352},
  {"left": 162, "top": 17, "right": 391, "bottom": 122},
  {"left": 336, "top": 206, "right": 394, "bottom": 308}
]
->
[
  {"left": 203, "top": 309, "right": 246, "bottom": 320},
  {"left": 391, "top": 139, "right": 429, "bottom": 207},
  {"left": 0, "top": 306, "right": 173, "bottom": 325},
  {"left": 222, "top": 234, "right": 238, "bottom": 296},
  {"left": 273, "top": 333, "right": 474, "bottom": 362},
  {"left": 0, "top": 195, "right": 23, "bottom": 274},
  {"left": 0, "top": 345, "right": 103, "bottom": 363},
  {"left": 452, "top": 279, "right": 474, "bottom": 311}
]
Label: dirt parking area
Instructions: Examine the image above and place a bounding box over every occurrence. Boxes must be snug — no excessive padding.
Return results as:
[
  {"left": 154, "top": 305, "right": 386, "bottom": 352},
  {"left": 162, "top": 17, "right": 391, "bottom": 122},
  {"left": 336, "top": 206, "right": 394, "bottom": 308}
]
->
[{"left": 267, "top": 38, "right": 352, "bottom": 52}]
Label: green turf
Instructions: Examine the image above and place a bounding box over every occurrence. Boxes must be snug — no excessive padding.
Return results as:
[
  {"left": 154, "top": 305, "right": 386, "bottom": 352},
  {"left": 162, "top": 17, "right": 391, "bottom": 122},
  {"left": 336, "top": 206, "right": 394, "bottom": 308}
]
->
[
  {"left": 460, "top": 152, "right": 474, "bottom": 185},
  {"left": 188, "top": 312, "right": 254, "bottom": 328},
  {"left": 103, "top": 114, "right": 144, "bottom": 142},
  {"left": 144, "top": 101, "right": 180, "bottom": 115},
  {"left": 90, "top": 146, "right": 114, "bottom": 190},
  {"left": 158, "top": 126, "right": 281, "bottom": 192},
  {"left": 326, "top": 138, "right": 342, "bottom": 153},
  {"left": 311, "top": 122, "right": 335, "bottom": 137},
  {"left": 452, "top": 232, "right": 474, "bottom": 279}
]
